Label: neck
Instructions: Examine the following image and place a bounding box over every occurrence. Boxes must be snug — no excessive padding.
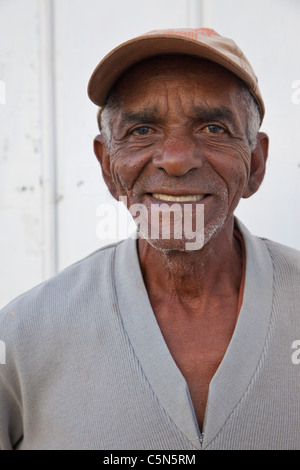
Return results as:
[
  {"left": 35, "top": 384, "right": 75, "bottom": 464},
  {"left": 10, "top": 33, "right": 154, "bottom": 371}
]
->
[{"left": 138, "top": 217, "right": 243, "bottom": 305}]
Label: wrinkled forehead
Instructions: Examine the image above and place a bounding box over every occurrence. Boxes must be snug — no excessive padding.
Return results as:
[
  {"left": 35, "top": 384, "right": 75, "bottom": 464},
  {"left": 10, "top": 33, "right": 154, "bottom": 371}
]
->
[{"left": 109, "top": 55, "right": 246, "bottom": 115}]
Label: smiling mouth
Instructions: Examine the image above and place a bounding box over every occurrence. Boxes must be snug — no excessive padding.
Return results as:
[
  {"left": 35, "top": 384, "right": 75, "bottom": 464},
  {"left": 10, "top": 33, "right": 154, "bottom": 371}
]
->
[{"left": 151, "top": 193, "right": 206, "bottom": 202}]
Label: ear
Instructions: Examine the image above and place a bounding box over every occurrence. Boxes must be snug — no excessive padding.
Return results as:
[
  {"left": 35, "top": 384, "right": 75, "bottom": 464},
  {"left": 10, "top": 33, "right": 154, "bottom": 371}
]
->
[
  {"left": 93, "top": 134, "right": 119, "bottom": 200},
  {"left": 243, "top": 132, "right": 269, "bottom": 199}
]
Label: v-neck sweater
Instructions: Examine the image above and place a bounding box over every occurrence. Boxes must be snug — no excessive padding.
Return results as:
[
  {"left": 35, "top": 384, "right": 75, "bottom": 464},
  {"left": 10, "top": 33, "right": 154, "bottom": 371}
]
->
[{"left": 0, "top": 219, "right": 299, "bottom": 450}]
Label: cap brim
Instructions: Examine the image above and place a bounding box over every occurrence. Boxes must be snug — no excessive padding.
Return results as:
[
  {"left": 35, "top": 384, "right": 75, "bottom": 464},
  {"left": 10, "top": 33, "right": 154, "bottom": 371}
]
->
[{"left": 88, "top": 34, "right": 264, "bottom": 120}]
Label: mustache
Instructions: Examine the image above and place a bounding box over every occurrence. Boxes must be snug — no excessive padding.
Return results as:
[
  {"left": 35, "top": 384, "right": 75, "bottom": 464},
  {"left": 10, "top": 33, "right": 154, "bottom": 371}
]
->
[{"left": 131, "top": 175, "right": 223, "bottom": 195}]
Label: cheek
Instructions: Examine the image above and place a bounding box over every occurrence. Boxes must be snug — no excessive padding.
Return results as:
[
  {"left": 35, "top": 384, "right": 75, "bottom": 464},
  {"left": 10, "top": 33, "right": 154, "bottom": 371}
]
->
[
  {"left": 203, "top": 140, "right": 251, "bottom": 189},
  {"left": 109, "top": 144, "right": 151, "bottom": 194}
]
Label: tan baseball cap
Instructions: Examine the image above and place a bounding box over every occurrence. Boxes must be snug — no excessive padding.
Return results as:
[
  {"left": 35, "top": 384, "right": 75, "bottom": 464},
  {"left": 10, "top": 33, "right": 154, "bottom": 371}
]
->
[{"left": 87, "top": 27, "right": 265, "bottom": 121}]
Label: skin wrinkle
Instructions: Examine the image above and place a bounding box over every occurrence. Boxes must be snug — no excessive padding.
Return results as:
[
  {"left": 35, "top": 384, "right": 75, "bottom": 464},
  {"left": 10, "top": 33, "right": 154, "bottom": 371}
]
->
[
  {"left": 203, "top": 139, "right": 252, "bottom": 215},
  {"left": 104, "top": 102, "right": 252, "bottom": 214},
  {"left": 99, "top": 76, "right": 260, "bottom": 151},
  {"left": 152, "top": 233, "right": 241, "bottom": 301},
  {"left": 111, "top": 135, "right": 247, "bottom": 247}
]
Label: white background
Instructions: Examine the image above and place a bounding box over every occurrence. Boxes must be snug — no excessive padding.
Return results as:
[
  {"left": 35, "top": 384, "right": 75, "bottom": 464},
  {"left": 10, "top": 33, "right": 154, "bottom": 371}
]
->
[{"left": 0, "top": 0, "right": 299, "bottom": 308}]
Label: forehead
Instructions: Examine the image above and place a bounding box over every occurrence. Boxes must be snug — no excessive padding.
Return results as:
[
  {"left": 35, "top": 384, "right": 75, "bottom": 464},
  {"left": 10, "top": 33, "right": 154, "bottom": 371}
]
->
[{"left": 112, "top": 55, "right": 245, "bottom": 111}]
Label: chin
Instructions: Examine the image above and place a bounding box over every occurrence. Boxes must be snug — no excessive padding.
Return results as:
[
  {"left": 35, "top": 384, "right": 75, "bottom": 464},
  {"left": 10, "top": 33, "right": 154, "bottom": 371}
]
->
[
  {"left": 139, "top": 215, "right": 228, "bottom": 253},
  {"left": 138, "top": 233, "right": 205, "bottom": 253}
]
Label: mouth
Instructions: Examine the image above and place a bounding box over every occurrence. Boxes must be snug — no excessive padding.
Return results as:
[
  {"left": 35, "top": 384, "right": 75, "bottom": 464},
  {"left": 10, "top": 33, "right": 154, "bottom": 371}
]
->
[{"left": 151, "top": 193, "right": 206, "bottom": 202}]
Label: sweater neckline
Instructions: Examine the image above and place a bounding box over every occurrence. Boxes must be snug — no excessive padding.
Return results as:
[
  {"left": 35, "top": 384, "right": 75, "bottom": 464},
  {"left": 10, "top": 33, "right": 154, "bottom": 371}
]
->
[{"left": 114, "top": 218, "right": 273, "bottom": 449}]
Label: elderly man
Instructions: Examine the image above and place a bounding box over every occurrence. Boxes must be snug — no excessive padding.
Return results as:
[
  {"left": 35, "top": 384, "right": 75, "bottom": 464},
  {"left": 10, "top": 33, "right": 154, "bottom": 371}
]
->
[{"left": 0, "top": 28, "right": 299, "bottom": 451}]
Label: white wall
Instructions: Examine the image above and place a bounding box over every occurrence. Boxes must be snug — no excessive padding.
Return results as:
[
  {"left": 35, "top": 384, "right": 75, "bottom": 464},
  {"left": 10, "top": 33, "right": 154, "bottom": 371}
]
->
[
  {"left": 212, "top": 0, "right": 300, "bottom": 249},
  {"left": 0, "top": 0, "right": 45, "bottom": 308},
  {"left": 0, "top": 0, "right": 299, "bottom": 308}
]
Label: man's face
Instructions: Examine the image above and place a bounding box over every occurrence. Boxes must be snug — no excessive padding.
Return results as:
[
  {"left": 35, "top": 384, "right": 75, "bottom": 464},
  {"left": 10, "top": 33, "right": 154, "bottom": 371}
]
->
[{"left": 97, "top": 56, "right": 262, "bottom": 251}]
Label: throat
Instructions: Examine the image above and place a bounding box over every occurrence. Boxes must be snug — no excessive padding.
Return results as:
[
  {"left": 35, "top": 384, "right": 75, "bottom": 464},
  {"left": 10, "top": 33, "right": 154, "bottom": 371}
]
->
[{"left": 138, "top": 218, "right": 244, "bottom": 303}]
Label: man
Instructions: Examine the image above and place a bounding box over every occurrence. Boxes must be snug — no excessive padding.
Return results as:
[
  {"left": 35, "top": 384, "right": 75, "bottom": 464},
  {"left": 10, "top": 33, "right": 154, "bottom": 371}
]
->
[{"left": 0, "top": 28, "right": 299, "bottom": 450}]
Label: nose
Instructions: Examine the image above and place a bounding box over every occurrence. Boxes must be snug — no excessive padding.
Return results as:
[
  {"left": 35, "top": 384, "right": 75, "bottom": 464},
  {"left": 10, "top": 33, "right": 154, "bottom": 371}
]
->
[{"left": 152, "top": 133, "right": 201, "bottom": 176}]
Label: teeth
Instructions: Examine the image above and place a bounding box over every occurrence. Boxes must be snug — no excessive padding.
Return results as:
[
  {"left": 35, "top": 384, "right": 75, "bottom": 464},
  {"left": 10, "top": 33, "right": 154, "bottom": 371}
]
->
[{"left": 152, "top": 193, "right": 205, "bottom": 202}]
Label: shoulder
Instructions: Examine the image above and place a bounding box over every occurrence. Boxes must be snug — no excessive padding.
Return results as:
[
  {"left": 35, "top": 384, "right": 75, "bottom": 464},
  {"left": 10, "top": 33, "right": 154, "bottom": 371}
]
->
[
  {"left": 259, "top": 238, "right": 300, "bottom": 311},
  {"left": 262, "top": 237, "right": 300, "bottom": 273},
  {"left": 237, "top": 218, "right": 300, "bottom": 274},
  {"left": 0, "top": 240, "right": 124, "bottom": 342}
]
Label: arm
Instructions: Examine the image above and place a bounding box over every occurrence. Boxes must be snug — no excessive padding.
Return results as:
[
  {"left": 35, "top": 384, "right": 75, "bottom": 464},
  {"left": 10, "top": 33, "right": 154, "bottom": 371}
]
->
[{"left": 0, "top": 371, "right": 23, "bottom": 449}]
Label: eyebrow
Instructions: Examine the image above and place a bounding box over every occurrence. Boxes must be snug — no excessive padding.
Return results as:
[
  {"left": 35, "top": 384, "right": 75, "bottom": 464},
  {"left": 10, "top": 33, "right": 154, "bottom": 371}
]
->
[
  {"left": 119, "top": 108, "right": 161, "bottom": 125},
  {"left": 119, "top": 105, "right": 239, "bottom": 131},
  {"left": 193, "top": 106, "right": 236, "bottom": 124}
]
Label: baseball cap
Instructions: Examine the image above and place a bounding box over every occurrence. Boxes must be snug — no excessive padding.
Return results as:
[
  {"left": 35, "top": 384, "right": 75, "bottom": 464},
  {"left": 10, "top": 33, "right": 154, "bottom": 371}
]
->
[{"left": 87, "top": 27, "right": 265, "bottom": 121}]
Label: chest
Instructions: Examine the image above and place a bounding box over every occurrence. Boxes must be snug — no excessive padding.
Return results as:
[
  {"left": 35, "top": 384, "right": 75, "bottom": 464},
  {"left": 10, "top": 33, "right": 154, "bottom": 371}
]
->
[{"left": 154, "top": 306, "right": 237, "bottom": 431}]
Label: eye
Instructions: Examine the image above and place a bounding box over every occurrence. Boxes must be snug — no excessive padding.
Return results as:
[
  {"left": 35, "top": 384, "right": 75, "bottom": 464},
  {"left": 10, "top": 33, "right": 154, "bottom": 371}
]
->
[
  {"left": 202, "top": 124, "right": 226, "bottom": 134},
  {"left": 131, "top": 126, "right": 153, "bottom": 136}
]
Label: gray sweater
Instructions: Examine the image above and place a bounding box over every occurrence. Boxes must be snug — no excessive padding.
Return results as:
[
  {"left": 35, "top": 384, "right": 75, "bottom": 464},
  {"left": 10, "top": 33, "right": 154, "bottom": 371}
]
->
[{"left": 0, "top": 219, "right": 299, "bottom": 450}]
